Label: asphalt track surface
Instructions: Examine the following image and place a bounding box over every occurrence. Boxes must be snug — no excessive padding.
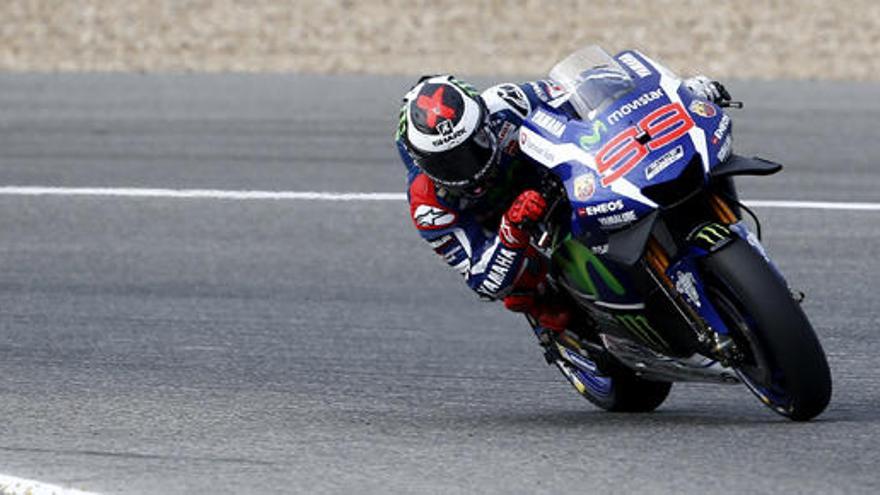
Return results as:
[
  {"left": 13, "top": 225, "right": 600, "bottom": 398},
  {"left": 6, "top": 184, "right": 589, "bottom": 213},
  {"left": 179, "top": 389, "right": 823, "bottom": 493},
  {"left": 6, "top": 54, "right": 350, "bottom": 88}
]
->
[{"left": 0, "top": 74, "right": 878, "bottom": 494}]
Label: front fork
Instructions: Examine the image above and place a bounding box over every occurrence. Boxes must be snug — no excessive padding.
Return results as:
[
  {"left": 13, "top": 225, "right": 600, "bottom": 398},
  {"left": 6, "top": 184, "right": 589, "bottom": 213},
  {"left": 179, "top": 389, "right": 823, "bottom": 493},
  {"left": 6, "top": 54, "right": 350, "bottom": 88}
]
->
[{"left": 646, "top": 195, "right": 783, "bottom": 365}]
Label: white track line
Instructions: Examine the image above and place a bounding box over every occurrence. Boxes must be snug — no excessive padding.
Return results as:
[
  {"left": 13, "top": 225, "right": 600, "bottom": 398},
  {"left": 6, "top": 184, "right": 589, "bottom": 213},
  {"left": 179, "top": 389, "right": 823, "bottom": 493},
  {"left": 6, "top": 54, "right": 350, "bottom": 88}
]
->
[
  {"left": 0, "top": 474, "right": 99, "bottom": 495},
  {"left": 0, "top": 186, "right": 877, "bottom": 211},
  {"left": 0, "top": 186, "right": 403, "bottom": 201},
  {"left": 743, "top": 200, "right": 880, "bottom": 211}
]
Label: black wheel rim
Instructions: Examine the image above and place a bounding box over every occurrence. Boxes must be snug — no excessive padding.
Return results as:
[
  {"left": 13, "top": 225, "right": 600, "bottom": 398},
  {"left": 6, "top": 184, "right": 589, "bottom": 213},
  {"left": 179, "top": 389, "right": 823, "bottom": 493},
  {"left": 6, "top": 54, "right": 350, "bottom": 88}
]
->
[{"left": 708, "top": 286, "right": 795, "bottom": 415}]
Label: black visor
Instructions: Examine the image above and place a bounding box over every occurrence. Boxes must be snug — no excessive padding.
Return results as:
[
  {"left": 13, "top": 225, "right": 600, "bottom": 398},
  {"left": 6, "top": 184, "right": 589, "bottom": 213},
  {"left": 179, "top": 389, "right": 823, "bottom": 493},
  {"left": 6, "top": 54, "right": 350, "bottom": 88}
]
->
[{"left": 415, "top": 126, "right": 498, "bottom": 188}]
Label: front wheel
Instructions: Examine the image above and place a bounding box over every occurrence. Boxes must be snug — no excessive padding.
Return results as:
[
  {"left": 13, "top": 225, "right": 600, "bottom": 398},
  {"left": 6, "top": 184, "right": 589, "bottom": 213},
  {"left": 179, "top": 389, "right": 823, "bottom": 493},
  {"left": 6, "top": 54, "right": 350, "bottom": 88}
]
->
[{"left": 702, "top": 238, "right": 832, "bottom": 421}]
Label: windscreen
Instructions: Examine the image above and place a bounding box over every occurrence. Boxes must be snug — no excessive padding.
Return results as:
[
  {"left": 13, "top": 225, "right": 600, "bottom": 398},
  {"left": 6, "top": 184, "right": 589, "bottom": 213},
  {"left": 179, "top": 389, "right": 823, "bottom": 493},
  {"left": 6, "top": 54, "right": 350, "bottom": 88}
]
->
[{"left": 549, "top": 45, "right": 635, "bottom": 120}]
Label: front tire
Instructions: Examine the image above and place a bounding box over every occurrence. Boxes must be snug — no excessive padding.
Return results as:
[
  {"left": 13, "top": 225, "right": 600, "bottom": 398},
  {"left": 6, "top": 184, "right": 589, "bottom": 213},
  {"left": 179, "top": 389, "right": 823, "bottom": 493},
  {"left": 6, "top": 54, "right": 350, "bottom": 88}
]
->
[{"left": 702, "top": 238, "right": 832, "bottom": 421}]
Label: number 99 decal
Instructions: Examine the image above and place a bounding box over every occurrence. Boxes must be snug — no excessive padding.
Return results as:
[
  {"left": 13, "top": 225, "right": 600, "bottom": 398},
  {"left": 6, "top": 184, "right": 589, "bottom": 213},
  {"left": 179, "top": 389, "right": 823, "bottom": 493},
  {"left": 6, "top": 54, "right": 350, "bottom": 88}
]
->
[{"left": 596, "top": 102, "right": 694, "bottom": 186}]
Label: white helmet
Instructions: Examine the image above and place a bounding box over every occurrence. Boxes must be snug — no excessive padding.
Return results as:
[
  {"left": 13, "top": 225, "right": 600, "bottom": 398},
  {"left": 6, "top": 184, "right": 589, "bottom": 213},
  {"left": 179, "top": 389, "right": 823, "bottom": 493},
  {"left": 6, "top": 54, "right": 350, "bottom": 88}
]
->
[{"left": 402, "top": 75, "right": 499, "bottom": 193}]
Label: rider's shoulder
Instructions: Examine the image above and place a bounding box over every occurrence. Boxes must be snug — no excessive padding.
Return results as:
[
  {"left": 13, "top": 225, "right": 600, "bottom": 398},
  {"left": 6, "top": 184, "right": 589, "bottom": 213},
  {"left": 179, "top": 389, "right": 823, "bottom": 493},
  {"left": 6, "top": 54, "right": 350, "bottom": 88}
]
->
[
  {"left": 481, "top": 82, "right": 532, "bottom": 120},
  {"left": 482, "top": 80, "right": 570, "bottom": 119}
]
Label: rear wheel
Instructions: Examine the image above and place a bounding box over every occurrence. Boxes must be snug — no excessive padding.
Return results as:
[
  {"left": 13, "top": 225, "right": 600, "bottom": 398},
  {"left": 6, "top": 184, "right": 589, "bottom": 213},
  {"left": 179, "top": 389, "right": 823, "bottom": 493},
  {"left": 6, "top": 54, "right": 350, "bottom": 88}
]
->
[
  {"left": 701, "top": 238, "right": 832, "bottom": 421},
  {"left": 552, "top": 340, "right": 672, "bottom": 412}
]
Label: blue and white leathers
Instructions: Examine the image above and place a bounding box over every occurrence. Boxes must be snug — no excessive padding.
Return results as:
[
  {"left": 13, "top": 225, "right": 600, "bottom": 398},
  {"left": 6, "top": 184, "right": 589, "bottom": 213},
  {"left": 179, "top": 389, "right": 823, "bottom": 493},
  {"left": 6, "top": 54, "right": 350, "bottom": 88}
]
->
[{"left": 398, "top": 80, "right": 574, "bottom": 299}]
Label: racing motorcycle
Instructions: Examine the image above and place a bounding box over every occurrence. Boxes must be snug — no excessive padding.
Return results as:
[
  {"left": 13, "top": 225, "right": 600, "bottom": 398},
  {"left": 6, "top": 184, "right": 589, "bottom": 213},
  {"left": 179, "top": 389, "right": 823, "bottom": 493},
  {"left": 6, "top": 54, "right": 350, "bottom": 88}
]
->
[{"left": 518, "top": 46, "right": 831, "bottom": 421}]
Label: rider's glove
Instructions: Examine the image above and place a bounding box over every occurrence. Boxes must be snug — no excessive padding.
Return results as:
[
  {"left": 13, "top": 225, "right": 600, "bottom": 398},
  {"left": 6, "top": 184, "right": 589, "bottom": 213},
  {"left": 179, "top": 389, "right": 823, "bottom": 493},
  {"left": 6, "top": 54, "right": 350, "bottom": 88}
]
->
[
  {"left": 685, "top": 75, "right": 731, "bottom": 103},
  {"left": 499, "top": 190, "right": 547, "bottom": 248}
]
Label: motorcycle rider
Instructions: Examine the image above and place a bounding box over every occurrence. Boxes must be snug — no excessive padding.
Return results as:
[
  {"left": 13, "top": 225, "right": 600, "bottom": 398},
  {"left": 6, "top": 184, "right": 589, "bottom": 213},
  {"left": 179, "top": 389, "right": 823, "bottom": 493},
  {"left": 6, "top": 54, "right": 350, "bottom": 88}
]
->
[{"left": 396, "top": 71, "right": 729, "bottom": 334}]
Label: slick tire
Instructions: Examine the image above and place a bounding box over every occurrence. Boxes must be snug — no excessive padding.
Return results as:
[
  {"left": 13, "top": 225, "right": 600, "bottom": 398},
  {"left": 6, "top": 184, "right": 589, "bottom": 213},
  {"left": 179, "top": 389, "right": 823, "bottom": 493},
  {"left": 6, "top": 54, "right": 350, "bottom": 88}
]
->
[
  {"left": 701, "top": 237, "right": 832, "bottom": 421},
  {"left": 563, "top": 357, "right": 672, "bottom": 413}
]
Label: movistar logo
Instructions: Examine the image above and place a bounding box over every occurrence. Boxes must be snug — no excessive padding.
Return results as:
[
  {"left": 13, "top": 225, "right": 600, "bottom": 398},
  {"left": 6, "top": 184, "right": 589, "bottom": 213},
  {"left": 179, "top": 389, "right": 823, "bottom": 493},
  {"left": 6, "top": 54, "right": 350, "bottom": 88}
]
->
[
  {"left": 607, "top": 89, "right": 664, "bottom": 125},
  {"left": 579, "top": 120, "right": 607, "bottom": 150}
]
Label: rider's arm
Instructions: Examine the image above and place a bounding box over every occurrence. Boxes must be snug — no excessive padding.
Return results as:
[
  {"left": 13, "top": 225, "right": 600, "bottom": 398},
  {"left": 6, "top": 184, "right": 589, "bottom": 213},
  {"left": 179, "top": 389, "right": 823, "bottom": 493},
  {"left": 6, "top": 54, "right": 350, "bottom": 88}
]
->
[{"left": 407, "top": 174, "right": 530, "bottom": 300}]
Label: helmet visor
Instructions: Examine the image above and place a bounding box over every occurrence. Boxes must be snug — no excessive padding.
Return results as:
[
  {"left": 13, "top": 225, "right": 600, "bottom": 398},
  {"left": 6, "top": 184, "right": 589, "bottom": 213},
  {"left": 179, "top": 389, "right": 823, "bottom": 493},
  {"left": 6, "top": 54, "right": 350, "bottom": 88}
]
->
[{"left": 416, "top": 127, "right": 498, "bottom": 188}]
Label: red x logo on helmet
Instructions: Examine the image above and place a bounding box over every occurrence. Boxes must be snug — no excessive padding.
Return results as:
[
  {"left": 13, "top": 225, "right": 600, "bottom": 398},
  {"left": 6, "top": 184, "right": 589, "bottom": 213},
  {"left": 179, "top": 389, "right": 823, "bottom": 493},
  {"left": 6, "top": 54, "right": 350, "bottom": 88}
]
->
[{"left": 416, "top": 86, "right": 457, "bottom": 129}]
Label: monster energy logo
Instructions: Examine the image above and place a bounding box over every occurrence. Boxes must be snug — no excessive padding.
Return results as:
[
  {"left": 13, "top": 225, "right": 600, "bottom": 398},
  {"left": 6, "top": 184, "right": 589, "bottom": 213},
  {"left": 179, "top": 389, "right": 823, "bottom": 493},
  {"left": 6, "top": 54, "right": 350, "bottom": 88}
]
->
[
  {"left": 616, "top": 314, "right": 669, "bottom": 349},
  {"left": 395, "top": 106, "right": 407, "bottom": 140},
  {"left": 693, "top": 223, "right": 730, "bottom": 246},
  {"left": 449, "top": 77, "right": 480, "bottom": 98},
  {"left": 554, "top": 239, "right": 625, "bottom": 297}
]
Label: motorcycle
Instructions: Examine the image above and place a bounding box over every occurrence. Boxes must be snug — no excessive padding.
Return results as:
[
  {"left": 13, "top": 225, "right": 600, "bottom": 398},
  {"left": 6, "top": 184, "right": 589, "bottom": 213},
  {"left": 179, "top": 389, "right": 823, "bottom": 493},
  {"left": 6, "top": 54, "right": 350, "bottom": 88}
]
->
[{"left": 518, "top": 45, "right": 831, "bottom": 421}]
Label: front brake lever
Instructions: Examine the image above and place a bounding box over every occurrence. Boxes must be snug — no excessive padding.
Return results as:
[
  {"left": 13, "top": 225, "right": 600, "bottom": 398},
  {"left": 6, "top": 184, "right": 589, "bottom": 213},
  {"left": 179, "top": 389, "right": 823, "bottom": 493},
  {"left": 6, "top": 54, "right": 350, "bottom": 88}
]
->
[{"left": 535, "top": 187, "right": 564, "bottom": 249}]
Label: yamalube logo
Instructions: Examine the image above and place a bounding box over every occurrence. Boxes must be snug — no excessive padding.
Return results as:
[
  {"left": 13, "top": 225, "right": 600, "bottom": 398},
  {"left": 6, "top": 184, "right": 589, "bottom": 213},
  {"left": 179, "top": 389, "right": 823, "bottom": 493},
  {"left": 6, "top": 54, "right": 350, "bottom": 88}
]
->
[{"left": 645, "top": 145, "right": 685, "bottom": 180}]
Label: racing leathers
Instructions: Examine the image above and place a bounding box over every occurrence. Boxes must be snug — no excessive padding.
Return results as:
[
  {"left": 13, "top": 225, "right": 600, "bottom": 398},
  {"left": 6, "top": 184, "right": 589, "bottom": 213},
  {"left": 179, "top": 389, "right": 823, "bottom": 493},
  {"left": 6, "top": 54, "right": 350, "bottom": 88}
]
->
[{"left": 397, "top": 80, "right": 571, "bottom": 316}]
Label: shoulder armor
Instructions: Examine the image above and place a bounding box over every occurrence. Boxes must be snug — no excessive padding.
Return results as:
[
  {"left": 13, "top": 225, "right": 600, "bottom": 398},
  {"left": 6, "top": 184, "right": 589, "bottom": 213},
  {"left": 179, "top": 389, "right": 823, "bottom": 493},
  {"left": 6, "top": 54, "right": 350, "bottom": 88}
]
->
[{"left": 482, "top": 83, "right": 531, "bottom": 119}]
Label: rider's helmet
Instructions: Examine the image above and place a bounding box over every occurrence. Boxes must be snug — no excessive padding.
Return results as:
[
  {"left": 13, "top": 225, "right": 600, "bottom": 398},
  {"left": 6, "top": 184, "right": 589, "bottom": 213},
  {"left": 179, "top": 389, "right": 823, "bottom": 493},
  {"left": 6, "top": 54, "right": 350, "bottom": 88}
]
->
[{"left": 402, "top": 75, "right": 499, "bottom": 197}]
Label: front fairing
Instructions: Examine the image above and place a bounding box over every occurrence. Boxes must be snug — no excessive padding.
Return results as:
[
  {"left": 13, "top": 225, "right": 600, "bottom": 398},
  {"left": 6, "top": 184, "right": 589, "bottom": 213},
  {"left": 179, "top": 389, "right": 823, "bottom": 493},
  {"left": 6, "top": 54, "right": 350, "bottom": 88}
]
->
[{"left": 520, "top": 49, "right": 733, "bottom": 244}]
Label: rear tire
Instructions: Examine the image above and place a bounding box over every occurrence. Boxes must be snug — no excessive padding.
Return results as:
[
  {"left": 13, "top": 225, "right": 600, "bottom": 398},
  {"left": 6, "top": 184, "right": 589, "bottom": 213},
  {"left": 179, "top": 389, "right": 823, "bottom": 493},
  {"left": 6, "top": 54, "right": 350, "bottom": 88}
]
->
[
  {"left": 702, "top": 238, "right": 832, "bottom": 421},
  {"left": 555, "top": 355, "right": 672, "bottom": 413}
]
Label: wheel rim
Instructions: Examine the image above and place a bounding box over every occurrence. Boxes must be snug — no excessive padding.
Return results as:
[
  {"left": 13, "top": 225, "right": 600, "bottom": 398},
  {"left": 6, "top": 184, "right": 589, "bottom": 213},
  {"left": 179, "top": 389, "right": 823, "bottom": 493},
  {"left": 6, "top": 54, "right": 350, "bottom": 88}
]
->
[
  {"left": 708, "top": 286, "right": 795, "bottom": 415},
  {"left": 556, "top": 359, "right": 614, "bottom": 399}
]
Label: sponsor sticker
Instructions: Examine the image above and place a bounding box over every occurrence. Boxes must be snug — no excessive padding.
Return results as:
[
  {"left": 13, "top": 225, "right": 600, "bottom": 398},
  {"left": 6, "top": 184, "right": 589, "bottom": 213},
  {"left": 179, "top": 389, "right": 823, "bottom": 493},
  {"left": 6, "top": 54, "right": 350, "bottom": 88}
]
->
[
  {"left": 478, "top": 247, "right": 518, "bottom": 295},
  {"left": 503, "top": 137, "right": 519, "bottom": 155},
  {"left": 713, "top": 114, "right": 731, "bottom": 144},
  {"left": 580, "top": 199, "right": 625, "bottom": 217},
  {"left": 496, "top": 122, "right": 513, "bottom": 141},
  {"left": 578, "top": 120, "right": 607, "bottom": 150},
  {"left": 689, "top": 100, "right": 717, "bottom": 118},
  {"left": 645, "top": 145, "right": 684, "bottom": 180},
  {"left": 545, "top": 81, "right": 567, "bottom": 99},
  {"left": 529, "top": 81, "right": 547, "bottom": 100},
  {"left": 436, "top": 119, "right": 454, "bottom": 136},
  {"left": 717, "top": 135, "right": 732, "bottom": 162},
  {"left": 532, "top": 110, "right": 566, "bottom": 138},
  {"left": 674, "top": 271, "right": 701, "bottom": 308},
  {"left": 430, "top": 127, "right": 466, "bottom": 147},
  {"left": 597, "top": 210, "right": 638, "bottom": 227},
  {"left": 619, "top": 53, "right": 651, "bottom": 78},
  {"left": 590, "top": 244, "right": 609, "bottom": 255},
  {"left": 573, "top": 174, "right": 596, "bottom": 201},
  {"left": 413, "top": 205, "right": 456, "bottom": 229},
  {"left": 519, "top": 130, "right": 556, "bottom": 165},
  {"left": 607, "top": 89, "right": 665, "bottom": 125}
]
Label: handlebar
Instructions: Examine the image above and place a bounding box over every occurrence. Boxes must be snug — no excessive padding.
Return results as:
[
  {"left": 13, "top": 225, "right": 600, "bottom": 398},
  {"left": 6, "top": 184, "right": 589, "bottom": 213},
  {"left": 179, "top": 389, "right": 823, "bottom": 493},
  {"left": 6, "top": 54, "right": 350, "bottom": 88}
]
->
[{"left": 719, "top": 100, "right": 744, "bottom": 109}]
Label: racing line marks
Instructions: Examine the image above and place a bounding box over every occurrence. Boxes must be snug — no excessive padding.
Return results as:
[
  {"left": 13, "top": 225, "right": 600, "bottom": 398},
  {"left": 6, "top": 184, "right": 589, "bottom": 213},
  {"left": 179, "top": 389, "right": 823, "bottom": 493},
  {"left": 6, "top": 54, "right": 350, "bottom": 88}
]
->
[{"left": 0, "top": 186, "right": 878, "bottom": 211}]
